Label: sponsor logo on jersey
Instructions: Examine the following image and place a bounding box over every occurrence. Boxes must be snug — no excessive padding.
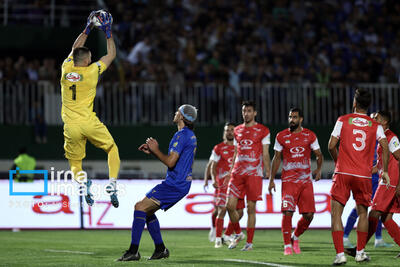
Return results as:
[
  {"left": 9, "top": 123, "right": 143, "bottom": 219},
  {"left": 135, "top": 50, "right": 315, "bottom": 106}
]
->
[
  {"left": 65, "top": 72, "right": 81, "bottom": 82},
  {"left": 290, "top": 146, "right": 305, "bottom": 158},
  {"left": 240, "top": 139, "right": 253, "bottom": 150},
  {"left": 394, "top": 140, "right": 400, "bottom": 148},
  {"left": 349, "top": 117, "right": 372, "bottom": 127},
  {"left": 285, "top": 140, "right": 290, "bottom": 143},
  {"left": 173, "top": 142, "right": 178, "bottom": 147}
]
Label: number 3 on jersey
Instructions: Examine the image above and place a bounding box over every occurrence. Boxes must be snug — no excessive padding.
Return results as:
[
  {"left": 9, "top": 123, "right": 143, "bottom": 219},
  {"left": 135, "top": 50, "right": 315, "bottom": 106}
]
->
[
  {"left": 352, "top": 129, "right": 366, "bottom": 151},
  {"left": 69, "top": 84, "right": 76, "bottom": 100}
]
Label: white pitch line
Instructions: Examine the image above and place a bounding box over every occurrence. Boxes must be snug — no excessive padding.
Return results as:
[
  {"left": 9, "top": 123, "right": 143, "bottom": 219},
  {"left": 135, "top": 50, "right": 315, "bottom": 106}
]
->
[
  {"left": 224, "top": 259, "right": 293, "bottom": 267},
  {"left": 44, "top": 249, "right": 94, "bottom": 255}
]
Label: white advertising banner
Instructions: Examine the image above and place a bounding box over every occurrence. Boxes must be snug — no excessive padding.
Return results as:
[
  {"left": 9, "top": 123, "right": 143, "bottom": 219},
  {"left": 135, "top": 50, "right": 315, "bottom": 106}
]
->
[{"left": 2, "top": 179, "right": 400, "bottom": 229}]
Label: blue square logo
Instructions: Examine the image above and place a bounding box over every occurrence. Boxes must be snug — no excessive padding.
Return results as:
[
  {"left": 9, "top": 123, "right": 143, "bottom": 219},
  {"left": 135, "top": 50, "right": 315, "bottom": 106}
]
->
[{"left": 9, "top": 168, "right": 48, "bottom": 196}]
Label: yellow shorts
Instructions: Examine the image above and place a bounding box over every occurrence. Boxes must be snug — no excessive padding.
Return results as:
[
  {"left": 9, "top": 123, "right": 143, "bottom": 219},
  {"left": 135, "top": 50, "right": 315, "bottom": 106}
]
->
[{"left": 63, "top": 116, "right": 115, "bottom": 160}]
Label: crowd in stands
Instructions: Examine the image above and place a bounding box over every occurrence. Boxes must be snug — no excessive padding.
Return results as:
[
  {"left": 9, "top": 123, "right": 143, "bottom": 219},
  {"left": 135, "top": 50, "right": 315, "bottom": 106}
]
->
[
  {"left": 108, "top": 0, "right": 400, "bottom": 85},
  {"left": 2, "top": 0, "right": 400, "bottom": 86}
]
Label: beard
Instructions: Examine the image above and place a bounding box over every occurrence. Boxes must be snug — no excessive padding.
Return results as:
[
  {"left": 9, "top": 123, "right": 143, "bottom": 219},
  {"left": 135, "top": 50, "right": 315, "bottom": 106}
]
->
[
  {"left": 226, "top": 136, "right": 234, "bottom": 141},
  {"left": 289, "top": 123, "right": 299, "bottom": 132}
]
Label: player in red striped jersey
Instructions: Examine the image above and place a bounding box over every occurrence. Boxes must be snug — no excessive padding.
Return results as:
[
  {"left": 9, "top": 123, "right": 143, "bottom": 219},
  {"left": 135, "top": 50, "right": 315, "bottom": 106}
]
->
[
  {"left": 345, "top": 110, "right": 400, "bottom": 258},
  {"left": 203, "top": 159, "right": 218, "bottom": 242},
  {"left": 210, "top": 123, "right": 240, "bottom": 247},
  {"left": 224, "top": 101, "right": 271, "bottom": 251},
  {"left": 328, "top": 89, "right": 390, "bottom": 265},
  {"left": 269, "top": 107, "right": 323, "bottom": 255}
]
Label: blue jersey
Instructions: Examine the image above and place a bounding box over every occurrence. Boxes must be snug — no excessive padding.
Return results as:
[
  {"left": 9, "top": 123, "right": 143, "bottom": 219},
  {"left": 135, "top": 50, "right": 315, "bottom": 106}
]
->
[{"left": 165, "top": 127, "right": 197, "bottom": 192}]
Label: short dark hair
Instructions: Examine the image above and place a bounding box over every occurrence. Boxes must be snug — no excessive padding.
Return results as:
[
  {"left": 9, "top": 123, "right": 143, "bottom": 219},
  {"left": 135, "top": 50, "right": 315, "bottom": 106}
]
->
[
  {"left": 377, "top": 110, "right": 392, "bottom": 125},
  {"left": 242, "top": 100, "right": 256, "bottom": 111},
  {"left": 225, "top": 122, "right": 235, "bottom": 127},
  {"left": 73, "top": 47, "right": 90, "bottom": 64},
  {"left": 354, "top": 89, "right": 372, "bottom": 110},
  {"left": 289, "top": 107, "right": 303, "bottom": 118}
]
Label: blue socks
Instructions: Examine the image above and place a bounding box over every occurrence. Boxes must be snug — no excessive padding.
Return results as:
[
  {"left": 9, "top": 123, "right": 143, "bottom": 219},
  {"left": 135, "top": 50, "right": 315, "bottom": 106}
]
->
[
  {"left": 147, "top": 214, "right": 165, "bottom": 251},
  {"left": 375, "top": 220, "right": 383, "bottom": 239},
  {"left": 129, "top": 210, "right": 147, "bottom": 253},
  {"left": 129, "top": 211, "right": 165, "bottom": 253},
  {"left": 147, "top": 214, "right": 163, "bottom": 245},
  {"left": 344, "top": 208, "right": 358, "bottom": 238}
]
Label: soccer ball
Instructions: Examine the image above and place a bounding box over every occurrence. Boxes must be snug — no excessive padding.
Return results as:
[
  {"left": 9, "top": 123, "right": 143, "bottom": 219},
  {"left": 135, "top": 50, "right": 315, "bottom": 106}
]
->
[{"left": 90, "top": 10, "right": 111, "bottom": 27}]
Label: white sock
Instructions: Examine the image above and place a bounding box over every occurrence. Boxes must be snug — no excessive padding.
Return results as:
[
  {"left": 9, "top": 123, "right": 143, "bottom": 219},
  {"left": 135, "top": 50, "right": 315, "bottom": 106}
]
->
[
  {"left": 343, "top": 237, "right": 349, "bottom": 242},
  {"left": 337, "top": 252, "right": 344, "bottom": 257},
  {"left": 215, "top": 237, "right": 221, "bottom": 242},
  {"left": 292, "top": 233, "right": 299, "bottom": 241},
  {"left": 284, "top": 244, "right": 292, "bottom": 249},
  {"left": 374, "top": 238, "right": 382, "bottom": 244},
  {"left": 356, "top": 249, "right": 364, "bottom": 255}
]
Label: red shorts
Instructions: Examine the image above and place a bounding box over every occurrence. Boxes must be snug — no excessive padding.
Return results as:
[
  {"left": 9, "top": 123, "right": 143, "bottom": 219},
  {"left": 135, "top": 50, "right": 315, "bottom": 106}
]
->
[
  {"left": 228, "top": 174, "right": 262, "bottom": 201},
  {"left": 236, "top": 198, "right": 245, "bottom": 209},
  {"left": 215, "top": 185, "right": 228, "bottom": 207},
  {"left": 330, "top": 173, "right": 372, "bottom": 207},
  {"left": 281, "top": 182, "right": 316, "bottom": 213},
  {"left": 371, "top": 185, "right": 400, "bottom": 213}
]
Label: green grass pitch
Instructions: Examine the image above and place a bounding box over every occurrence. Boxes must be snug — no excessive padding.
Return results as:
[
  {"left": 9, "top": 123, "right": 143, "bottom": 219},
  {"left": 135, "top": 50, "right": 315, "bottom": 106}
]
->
[{"left": 0, "top": 229, "right": 399, "bottom": 266}]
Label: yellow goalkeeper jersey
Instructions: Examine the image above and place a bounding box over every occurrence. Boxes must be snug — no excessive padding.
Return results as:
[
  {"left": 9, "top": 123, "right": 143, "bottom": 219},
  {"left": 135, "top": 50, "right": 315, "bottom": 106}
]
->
[{"left": 60, "top": 57, "right": 107, "bottom": 123}]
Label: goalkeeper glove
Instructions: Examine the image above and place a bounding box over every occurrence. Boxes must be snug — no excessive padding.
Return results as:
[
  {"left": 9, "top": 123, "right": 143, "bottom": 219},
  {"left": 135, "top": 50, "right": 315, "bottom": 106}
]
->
[
  {"left": 83, "top": 11, "right": 95, "bottom": 35},
  {"left": 99, "top": 12, "right": 113, "bottom": 39}
]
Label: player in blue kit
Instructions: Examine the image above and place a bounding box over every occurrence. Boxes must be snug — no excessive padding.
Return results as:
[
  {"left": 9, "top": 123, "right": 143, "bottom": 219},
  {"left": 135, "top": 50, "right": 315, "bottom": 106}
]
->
[
  {"left": 117, "top": 104, "right": 198, "bottom": 261},
  {"left": 342, "top": 112, "right": 393, "bottom": 249}
]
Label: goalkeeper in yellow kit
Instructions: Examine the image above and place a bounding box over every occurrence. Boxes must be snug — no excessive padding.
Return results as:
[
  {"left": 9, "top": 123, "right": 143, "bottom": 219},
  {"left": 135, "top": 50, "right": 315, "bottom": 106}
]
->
[{"left": 60, "top": 11, "right": 120, "bottom": 207}]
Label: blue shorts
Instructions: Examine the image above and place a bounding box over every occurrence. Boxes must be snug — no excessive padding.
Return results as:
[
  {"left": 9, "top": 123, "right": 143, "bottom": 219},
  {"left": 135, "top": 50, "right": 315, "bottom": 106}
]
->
[
  {"left": 146, "top": 181, "right": 189, "bottom": 211},
  {"left": 372, "top": 173, "right": 379, "bottom": 199}
]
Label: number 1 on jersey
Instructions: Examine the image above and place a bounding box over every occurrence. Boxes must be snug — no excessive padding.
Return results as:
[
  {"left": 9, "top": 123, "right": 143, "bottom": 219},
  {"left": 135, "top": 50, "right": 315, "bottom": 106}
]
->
[{"left": 69, "top": 84, "right": 76, "bottom": 100}]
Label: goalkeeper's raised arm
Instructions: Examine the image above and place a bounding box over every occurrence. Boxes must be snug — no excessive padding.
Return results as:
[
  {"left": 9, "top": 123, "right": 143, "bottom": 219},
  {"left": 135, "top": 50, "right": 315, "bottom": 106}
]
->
[{"left": 98, "top": 11, "right": 116, "bottom": 68}]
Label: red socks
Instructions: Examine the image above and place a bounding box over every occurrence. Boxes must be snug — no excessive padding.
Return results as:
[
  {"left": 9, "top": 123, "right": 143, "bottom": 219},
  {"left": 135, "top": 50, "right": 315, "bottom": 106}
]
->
[
  {"left": 225, "top": 221, "right": 234, "bottom": 236},
  {"left": 282, "top": 214, "right": 292, "bottom": 245},
  {"left": 212, "top": 212, "right": 217, "bottom": 228},
  {"left": 367, "top": 216, "right": 379, "bottom": 244},
  {"left": 294, "top": 217, "right": 312, "bottom": 238},
  {"left": 247, "top": 227, "right": 255, "bottom": 243},
  {"left": 383, "top": 219, "right": 400, "bottom": 246},
  {"left": 332, "top": 231, "right": 344, "bottom": 254},
  {"left": 215, "top": 218, "right": 224, "bottom": 238},
  {"left": 356, "top": 231, "right": 368, "bottom": 251},
  {"left": 233, "top": 222, "right": 241, "bottom": 234}
]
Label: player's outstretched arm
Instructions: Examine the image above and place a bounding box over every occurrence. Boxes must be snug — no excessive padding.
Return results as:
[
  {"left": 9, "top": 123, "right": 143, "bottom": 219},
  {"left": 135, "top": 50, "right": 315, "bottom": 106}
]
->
[
  {"left": 210, "top": 161, "right": 218, "bottom": 189},
  {"left": 223, "top": 147, "right": 237, "bottom": 186},
  {"left": 98, "top": 12, "right": 116, "bottom": 68},
  {"left": 328, "top": 136, "right": 339, "bottom": 163},
  {"left": 203, "top": 160, "right": 212, "bottom": 191},
  {"left": 99, "top": 37, "right": 116, "bottom": 68},
  {"left": 312, "top": 149, "right": 323, "bottom": 181},
  {"left": 146, "top": 137, "right": 179, "bottom": 169},
  {"left": 269, "top": 150, "right": 281, "bottom": 195},
  {"left": 379, "top": 137, "right": 390, "bottom": 184},
  {"left": 67, "top": 11, "right": 94, "bottom": 58},
  {"left": 262, "top": 144, "right": 271, "bottom": 179}
]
